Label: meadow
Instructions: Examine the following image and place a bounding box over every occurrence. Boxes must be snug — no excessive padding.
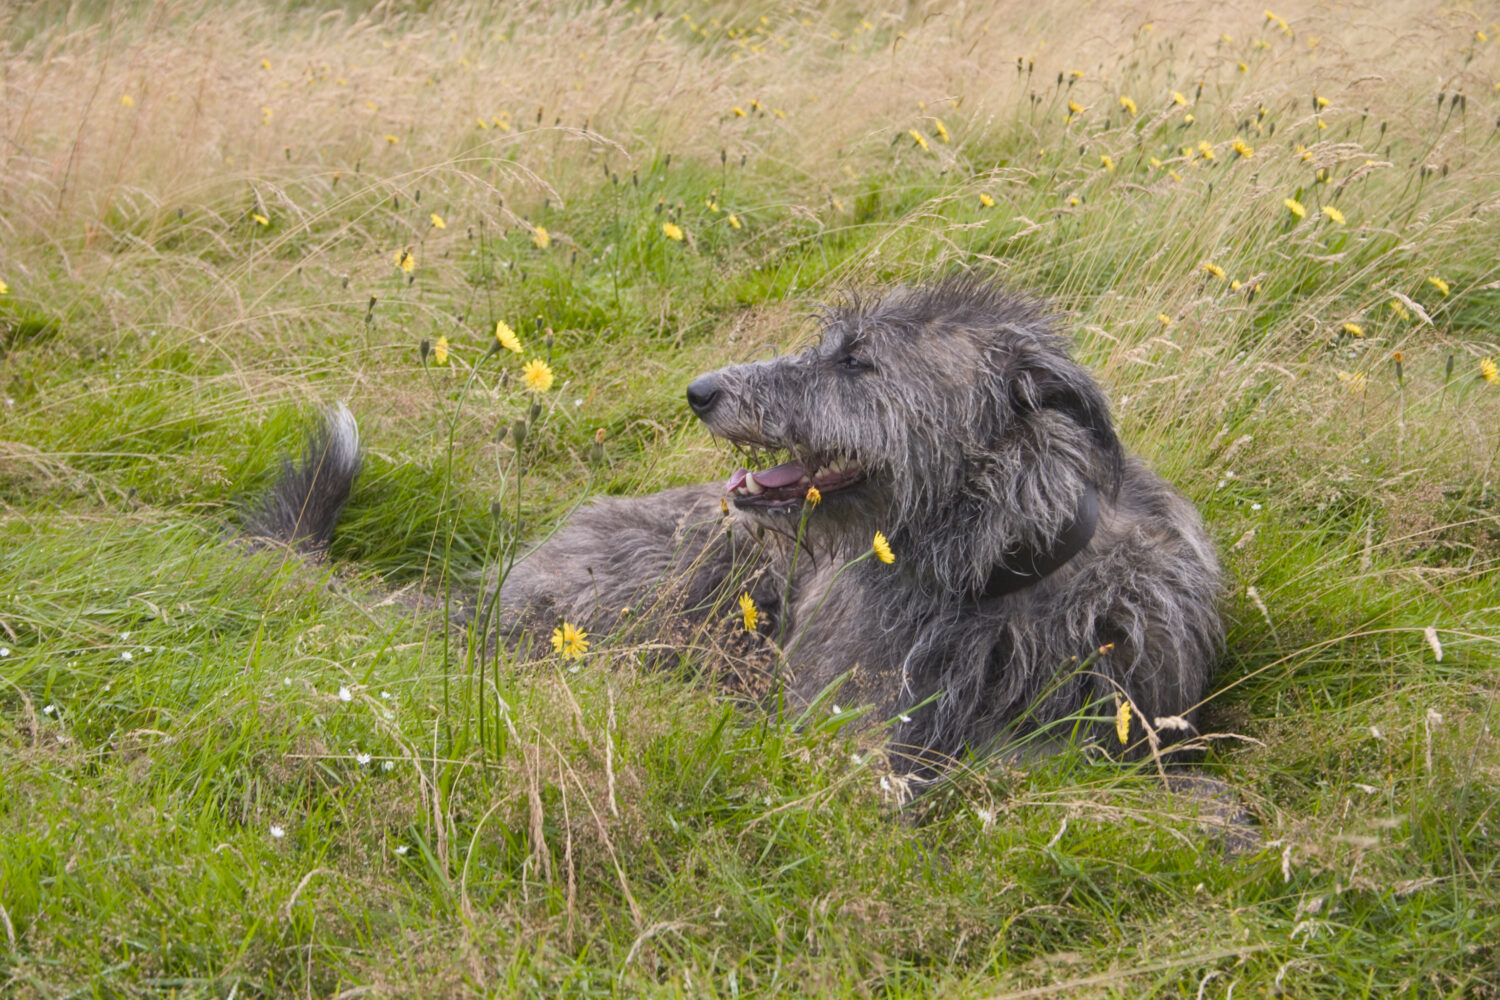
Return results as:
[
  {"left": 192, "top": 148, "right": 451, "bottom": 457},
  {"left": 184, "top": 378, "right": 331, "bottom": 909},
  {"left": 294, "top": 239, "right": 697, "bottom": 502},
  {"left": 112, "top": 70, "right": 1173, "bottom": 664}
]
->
[{"left": 2, "top": 0, "right": 1499, "bottom": 995}]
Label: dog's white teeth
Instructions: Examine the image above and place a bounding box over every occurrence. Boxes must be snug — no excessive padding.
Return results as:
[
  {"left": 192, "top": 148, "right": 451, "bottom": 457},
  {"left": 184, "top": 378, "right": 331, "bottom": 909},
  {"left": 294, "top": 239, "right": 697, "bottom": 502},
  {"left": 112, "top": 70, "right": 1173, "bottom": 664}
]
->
[
  {"left": 813, "top": 466, "right": 829, "bottom": 479},
  {"left": 743, "top": 472, "right": 763, "bottom": 494}
]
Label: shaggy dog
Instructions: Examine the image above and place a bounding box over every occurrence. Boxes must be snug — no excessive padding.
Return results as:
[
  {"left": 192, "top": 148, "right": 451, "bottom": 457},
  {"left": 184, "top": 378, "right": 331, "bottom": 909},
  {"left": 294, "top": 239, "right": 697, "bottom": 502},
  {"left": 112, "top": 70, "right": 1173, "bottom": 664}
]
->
[{"left": 252, "top": 279, "right": 1223, "bottom": 769}]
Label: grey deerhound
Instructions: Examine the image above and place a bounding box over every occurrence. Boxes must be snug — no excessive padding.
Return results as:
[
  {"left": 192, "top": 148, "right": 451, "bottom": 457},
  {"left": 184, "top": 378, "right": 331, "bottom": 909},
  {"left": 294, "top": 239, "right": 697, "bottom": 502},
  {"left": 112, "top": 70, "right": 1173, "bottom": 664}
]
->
[{"left": 252, "top": 279, "right": 1223, "bottom": 768}]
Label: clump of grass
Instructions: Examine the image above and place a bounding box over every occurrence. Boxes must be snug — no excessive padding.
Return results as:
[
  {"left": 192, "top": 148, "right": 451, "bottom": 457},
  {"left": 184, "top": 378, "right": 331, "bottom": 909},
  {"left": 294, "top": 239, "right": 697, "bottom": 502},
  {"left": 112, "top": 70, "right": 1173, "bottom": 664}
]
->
[{"left": 2, "top": 1, "right": 1499, "bottom": 996}]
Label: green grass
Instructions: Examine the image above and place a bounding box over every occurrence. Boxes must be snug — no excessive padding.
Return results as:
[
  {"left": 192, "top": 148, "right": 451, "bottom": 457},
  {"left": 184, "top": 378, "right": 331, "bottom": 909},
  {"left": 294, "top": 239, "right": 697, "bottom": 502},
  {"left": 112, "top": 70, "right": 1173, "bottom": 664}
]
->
[{"left": 3, "top": 0, "right": 1500, "bottom": 996}]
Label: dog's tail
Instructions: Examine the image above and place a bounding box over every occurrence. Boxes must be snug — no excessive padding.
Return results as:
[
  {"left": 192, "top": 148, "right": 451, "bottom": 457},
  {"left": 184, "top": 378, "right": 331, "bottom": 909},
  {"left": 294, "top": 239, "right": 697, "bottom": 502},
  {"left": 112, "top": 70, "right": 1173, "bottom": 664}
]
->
[{"left": 243, "top": 403, "right": 362, "bottom": 555}]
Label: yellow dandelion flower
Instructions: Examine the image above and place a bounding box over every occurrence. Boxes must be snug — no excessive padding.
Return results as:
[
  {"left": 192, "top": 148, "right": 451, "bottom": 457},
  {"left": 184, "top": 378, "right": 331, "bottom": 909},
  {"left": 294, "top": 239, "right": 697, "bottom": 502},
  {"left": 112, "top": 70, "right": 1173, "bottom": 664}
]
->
[
  {"left": 1100, "top": 153, "right": 1115, "bottom": 172},
  {"left": 1232, "top": 138, "right": 1254, "bottom": 158},
  {"left": 1336, "top": 370, "right": 1368, "bottom": 394},
  {"left": 1197, "top": 140, "right": 1216, "bottom": 160},
  {"left": 1315, "top": 95, "right": 1329, "bottom": 108},
  {"left": 662, "top": 222, "right": 685, "bottom": 240},
  {"left": 1168, "top": 169, "right": 1183, "bottom": 182},
  {"left": 732, "top": 106, "right": 746, "bottom": 117},
  {"left": 394, "top": 248, "right": 414, "bottom": 273},
  {"left": 908, "top": 128, "right": 930, "bottom": 151},
  {"left": 1231, "top": 279, "right": 1243, "bottom": 290},
  {"left": 1481, "top": 357, "right": 1499, "bottom": 385},
  {"left": 872, "top": 532, "right": 895, "bottom": 565},
  {"left": 260, "top": 58, "right": 272, "bottom": 70},
  {"left": 522, "top": 358, "right": 555, "bottom": 393},
  {"left": 1116, "top": 700, "right": 1132, "bottom": 744},
  {"left": 1316, "top": 117, "right": 1327, "bottom": 130},
  {"left": 1342, "top": 322, "right": 1365, "bottom": 337},
  {"left": 433, "top": 335, "right": 449, "bottom": 364},
  {"left": 1069, "top": 69, "right": 1085, "bottom": 79},
  {"left": 1237, "top": 60, "right": 1249, "bottom": 73},
  {"left": 773, "top": 108, "right": 786, "bottom": 119},
  {"left": 1172, "top": 91, "right": 1188, "bottom": 106},
  {"left": 979, "top": 192, "right": 996, "bottom": 208},
  {"left": 738, "top": 593, "right": 759, "bottom": 632},
  {"left": 384, "top": 134, "right": 399, "bottom": 144},
  {"left": 805, "top": 486, "right": 822, "bottom": 507},
  {"left": 430, "top": 213, "right": 446, "bottom": 229},
  {"left": 1119, "top": 95, "right": 1137, "bottom": 115},
  {"left": 120, "top": 94, "right": 135, "bottom": 107},
  {"left": 934, "top": 118, "right": 950, "bottom": 143},
  {"left": 0, "top": 279, "right": 8, "bottom": 295},
  {"left": 1477, "top": 30, "right": 1488, "bottom": 43},
  {"left": 532, "top": 225, "right": 549, "bottom": 249},
  {"left": 253, "top": 213, "right": 270, "bottom": 227},
  {"left": 1201, "top": 262, "right": 1227, "bottom": 280},
  {"left": 1149, "top": 156, "right": 1162, "bottom": 168},
  {"left": 495, "top": 321, "right": 523, "bottom": 353},
  {"left": 1321, "top": 205, "right": 1346, "bottom": 224},
  {"left": 1157, "top": 313, "right": 1173, "bottom": 327},
  {"left": 1389, "top": 299, "right": 1410, "bottom": 320},
  {"left": 1067, "top": 196, "right": 1080, "bottom": 206},
  {"left": 728, "top": 213, "right": 742, "bottom": 229},
  {"left": 1067, "top": 100, "right": 1083, "bottom": 115},
  {"left": 551, "top": 621, "right": 589, "bottom": 660},
  {"left": 1428, "top": 275, "right": 1450, "bottom": 296},
  {"left": 1284, "top": 197, "right": 1307, "bottom": 218}
]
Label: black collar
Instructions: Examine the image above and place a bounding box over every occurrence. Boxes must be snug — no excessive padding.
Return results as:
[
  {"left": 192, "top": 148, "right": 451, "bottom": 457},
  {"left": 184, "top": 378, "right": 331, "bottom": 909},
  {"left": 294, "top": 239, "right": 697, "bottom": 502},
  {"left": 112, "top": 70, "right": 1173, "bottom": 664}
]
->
[{"left": 979, "top": 486, "right": 1099, "bottom": 600}]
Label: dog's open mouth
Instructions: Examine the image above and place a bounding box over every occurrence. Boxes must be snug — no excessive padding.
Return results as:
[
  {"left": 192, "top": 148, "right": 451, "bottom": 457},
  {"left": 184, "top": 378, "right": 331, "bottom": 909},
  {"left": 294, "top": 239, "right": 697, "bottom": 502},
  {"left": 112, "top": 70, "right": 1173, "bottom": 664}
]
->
[{"left": 724, "top": 454, "right": 864, "bottom": 509}]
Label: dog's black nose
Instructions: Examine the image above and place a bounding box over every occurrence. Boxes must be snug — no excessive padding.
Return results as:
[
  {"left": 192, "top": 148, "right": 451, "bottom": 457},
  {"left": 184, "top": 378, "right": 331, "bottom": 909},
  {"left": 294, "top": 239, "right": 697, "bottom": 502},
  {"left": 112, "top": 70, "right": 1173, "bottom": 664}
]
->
[{"left": 686, "top": 375, "right": 721, "bottom": 418}]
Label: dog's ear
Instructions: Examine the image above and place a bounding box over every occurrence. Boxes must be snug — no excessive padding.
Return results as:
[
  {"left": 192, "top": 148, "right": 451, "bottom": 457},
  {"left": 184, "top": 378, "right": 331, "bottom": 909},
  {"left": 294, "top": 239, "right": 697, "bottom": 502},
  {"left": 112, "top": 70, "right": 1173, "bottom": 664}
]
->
[{"left": 1012, "top": 354, "right": 1124, "bottom": 493}]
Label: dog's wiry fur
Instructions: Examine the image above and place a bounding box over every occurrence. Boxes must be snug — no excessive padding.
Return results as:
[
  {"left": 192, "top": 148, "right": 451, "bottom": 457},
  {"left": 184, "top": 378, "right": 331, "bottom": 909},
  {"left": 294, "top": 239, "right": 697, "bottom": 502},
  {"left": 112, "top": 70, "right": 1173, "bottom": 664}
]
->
[{"left": 254, "top": 280, "right": 1223, "bottom": 768}]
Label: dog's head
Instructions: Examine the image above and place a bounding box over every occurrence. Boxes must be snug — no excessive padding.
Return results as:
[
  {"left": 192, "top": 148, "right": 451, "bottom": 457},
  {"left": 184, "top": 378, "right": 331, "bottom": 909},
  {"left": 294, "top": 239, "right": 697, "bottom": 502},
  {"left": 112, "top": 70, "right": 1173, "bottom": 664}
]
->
[{"left": 687, "top": 279, "right": 1122, "bottom": 590}]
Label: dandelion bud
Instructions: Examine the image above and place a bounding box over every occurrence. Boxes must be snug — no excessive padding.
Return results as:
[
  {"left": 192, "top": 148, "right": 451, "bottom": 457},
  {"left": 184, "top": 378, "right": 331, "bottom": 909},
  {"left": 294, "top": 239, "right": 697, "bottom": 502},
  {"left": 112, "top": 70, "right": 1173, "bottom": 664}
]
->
[
  {"left": 419, "top": 339, "right": 431, "bottom": 360},
  {"left": 529, "top": 401, "right": 542, "bottom": 422},
  {"left": 490, "top": 500, "right": 503, "bottom": 521},
  {"left": 588, "top": 441, "right": 604, "bottom": 466},
  {"left": 594, "top": 428, "right": 606, "bottom": 444},
  {"left": 511, "top": 419, "right": 528, "bottom": 447},
  {"left": 544, "top": 328, "right": 554, "bottom": 351}
]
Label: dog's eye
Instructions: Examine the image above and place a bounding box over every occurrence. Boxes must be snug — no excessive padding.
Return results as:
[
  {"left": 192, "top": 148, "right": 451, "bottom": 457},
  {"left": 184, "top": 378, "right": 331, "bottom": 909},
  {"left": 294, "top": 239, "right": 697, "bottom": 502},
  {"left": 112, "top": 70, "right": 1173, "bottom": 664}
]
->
[{"left": 837, "top": 354, "right": 872, "bottom": 373}]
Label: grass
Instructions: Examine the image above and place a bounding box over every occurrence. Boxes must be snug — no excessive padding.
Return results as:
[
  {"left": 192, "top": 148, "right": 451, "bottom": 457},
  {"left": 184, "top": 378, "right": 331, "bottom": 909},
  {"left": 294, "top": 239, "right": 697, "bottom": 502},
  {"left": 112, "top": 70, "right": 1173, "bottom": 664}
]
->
[{"left": 3, "top": 0, "right": 1500, "bottom": 995}]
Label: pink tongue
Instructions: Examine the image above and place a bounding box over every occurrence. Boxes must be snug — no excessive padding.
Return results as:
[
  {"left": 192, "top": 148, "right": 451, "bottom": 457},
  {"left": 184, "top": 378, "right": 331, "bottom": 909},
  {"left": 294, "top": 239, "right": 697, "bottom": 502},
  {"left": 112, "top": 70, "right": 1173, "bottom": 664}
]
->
[
  {"left": 754, "top": 460, "right": 806, "bottom": 488},
  {"left": 723, "top": 461, "right": 806, "bottom": 493}
]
